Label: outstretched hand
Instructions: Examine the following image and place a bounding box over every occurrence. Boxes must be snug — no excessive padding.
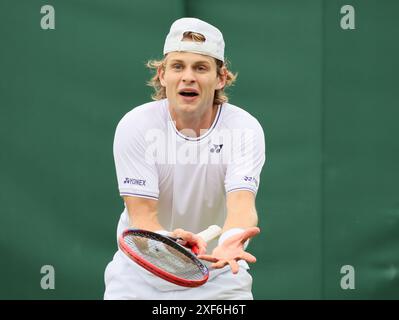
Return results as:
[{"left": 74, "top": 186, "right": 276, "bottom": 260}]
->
[{"left": 197, "top": 227, "right": 260, "bottom": 274}]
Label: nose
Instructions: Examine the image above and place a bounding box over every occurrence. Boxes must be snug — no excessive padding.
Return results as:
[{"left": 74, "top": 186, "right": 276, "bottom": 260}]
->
[{"left": 181, "top": 68, "right": 196, "bottom": 83}]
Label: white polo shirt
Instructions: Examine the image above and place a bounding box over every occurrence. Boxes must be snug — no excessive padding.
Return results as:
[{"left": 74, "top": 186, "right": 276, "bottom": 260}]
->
[{"left": 113, "top": 98, "right": 265, "bottom": 251}]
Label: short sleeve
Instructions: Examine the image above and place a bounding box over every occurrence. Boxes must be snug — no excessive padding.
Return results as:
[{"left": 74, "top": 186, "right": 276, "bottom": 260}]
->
[
  {"left": 113, "top": 113, "right": 159, "bottom": 200},
  {"left": 224, "top": 120, "right": 266, "bottom": 195}
]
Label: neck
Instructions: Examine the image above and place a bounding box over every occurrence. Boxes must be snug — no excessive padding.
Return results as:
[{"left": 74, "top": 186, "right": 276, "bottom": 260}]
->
[{"left": 170, "top": 104, "right": 219, "bottom": 137}]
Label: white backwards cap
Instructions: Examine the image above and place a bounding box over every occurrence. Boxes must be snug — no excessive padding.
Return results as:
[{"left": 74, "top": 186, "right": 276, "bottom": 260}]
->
[{"left": 163, "top": 17, "right": 225, "bottom": 62}]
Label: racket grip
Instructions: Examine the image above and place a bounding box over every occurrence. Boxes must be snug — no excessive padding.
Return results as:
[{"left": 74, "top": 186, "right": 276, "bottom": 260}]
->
[{"left": 196, "top": 225, "right": 222, "bottom": 242}]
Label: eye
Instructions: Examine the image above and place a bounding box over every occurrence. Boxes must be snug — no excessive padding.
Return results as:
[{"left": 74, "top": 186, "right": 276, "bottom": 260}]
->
[
  {"left": 172, "top": 63, "right": 183, "bottom": 70},
  {"left": 197, "top": 65, "right": 208, "bottom": 72}
]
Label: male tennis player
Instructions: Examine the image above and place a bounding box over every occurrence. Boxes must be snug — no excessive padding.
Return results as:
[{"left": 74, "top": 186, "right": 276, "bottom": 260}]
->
[{"left": 104, "top": 17, "right": 266, "bottom": 299}]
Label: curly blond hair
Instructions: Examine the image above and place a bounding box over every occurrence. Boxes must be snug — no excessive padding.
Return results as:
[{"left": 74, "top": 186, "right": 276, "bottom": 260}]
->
[{"left": 146, "top": 32, "right": 237, "bottom": 105}]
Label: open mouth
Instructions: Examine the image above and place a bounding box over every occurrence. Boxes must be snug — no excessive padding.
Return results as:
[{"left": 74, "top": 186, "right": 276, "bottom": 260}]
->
[{"left": 179, "top": 90, "right": 199, "bottom": 97}]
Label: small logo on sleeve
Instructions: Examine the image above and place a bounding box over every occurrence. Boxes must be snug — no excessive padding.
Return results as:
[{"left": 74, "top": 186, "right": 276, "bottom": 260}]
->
[
  {"left": 243, "top": 176, "right": 258, "bottom": 187},
  {"left": 123, "top": 178, "right": 146, "bottom": 186}
]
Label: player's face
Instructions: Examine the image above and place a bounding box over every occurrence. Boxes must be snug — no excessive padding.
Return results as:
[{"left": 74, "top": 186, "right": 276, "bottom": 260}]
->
[{"left": 159, "top": 52, "right": 226, "bottom": 118}]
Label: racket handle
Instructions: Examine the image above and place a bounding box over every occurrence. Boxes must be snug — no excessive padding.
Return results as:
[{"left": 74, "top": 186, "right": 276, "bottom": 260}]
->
[{"left": 197, "top": 225, "right": 222, "bottom": 242}]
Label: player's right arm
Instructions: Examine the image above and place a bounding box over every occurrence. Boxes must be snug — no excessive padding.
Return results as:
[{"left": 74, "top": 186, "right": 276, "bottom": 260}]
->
[
  {"left": 114, "top": 108, "right": 206, "bottom": 253},
  {"left": 114, "top": 110, "right": 165, "bottom": 231},
  {"left": 123, "top": 196, "right": 163, "bottom": 231}
]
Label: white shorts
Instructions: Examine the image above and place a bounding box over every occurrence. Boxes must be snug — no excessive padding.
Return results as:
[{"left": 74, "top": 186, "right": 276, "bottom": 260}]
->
[{"left": 104, "top": 250, "right": 253, "bottom": 300}]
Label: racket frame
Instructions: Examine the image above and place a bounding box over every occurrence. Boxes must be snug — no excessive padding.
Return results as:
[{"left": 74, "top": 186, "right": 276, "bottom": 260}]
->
[{"left": 119, "top": 229, "right": 210, "bottom": 288}]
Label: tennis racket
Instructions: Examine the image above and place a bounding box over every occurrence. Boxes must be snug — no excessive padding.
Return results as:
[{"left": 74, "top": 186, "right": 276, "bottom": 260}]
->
[{"left": 118, "top": 225, "right": 222, "bottom": 287}]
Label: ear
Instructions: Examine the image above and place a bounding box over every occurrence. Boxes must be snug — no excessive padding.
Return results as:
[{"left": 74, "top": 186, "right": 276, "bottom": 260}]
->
[
  {"left": 158, "top": 65, "right": 166, "bottom": 87},
  {"left": 216, "top": 66, "right": 227, "bottom": 90}
]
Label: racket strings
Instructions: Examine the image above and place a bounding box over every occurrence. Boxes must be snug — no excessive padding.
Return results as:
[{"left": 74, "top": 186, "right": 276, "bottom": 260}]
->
[{"left": 123, "top": 233, "right": 205, "bottom": 280}]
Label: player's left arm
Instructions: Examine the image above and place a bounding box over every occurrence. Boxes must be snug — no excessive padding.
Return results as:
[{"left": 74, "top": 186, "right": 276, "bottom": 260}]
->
[
  {"left": 224, "top": 190, "right": 258, "bottom": 230},
  {"left": 198, "top": 116, "right": 265, "bottom": 273}
]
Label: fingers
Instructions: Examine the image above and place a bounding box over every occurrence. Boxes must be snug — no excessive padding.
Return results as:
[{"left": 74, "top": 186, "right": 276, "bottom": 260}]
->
[
  {"left": 208, "top": 259, "right": 239, "bottom": 274},
  {"left": 240, "top": 227, "right": 260, "bottom": 243},
  {"left": 211, "top": 260, "right": 228, "bottom": 270},
  {"left": 169, "top": 228, "right": 186, "bottom": 238},
  {"left": 194, "top": 236, "right": 207, "bottom": 255},
  {"left": 200, "top": 252, "right": 257, "bottom": 263},
  {"left": 170, "top": 229, "right": 207, "bottom": 255},
  {"left": 228, "top": 260, "right": 240, "bottom": 274},
  {"left": 241, "top": 252, "right": 257, "bottom": 263},
  {"left": 199, "top": 251, "right": 257, "bottom": 274},
  {"left": 189, "top": 234, "right": 207, "bottom": 254},
  {"left": 197, "top": 254, "right": 219, "bottom": 262}
]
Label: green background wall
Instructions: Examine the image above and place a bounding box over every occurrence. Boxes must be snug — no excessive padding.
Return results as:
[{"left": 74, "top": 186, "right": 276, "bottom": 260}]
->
[{"left": 0, "top": 0, "right": 398, "bottom": 299}]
